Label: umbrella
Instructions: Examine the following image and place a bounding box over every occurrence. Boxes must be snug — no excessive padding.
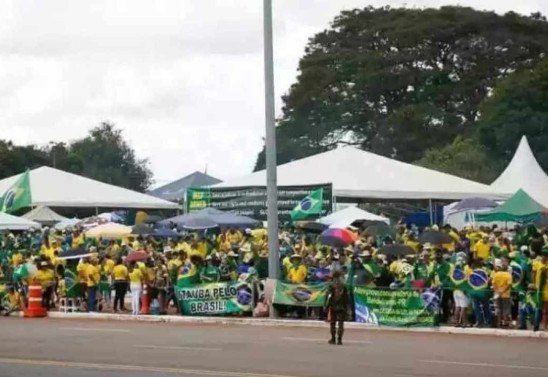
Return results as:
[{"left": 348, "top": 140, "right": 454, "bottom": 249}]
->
[
  {"left": 294, "top": 221, "right": 328, "bottom": 234},
  {"left": 320, "top": 228, "right": 358, "bottom": 248},
  {"left": 453, "top": 197, "right": 498, "bottom": 211},
  {"left": 85, "top": 223, "right": 132, "bottom": 239},
  {"left": 54, "top": 218, "right": 81, "bottom": 231},
  {"left": 144, "top": 215, "right": 163, "bottom": 224},
  {"left": 378, "top": 244, "right": 414, "bottom": 257},
  {"left": 418, "top": 230, "right": 453, "bottom": 245},
  {"left": 153, "top": 227, "right": 180, "bottom": 238},
  {"left": 59, "top": 248, "right": 93, "bottom": 260},
  {"left": 125, "top": 250, "right": 148, "bottom": 263},
  {"left": 363, "top": 223, "right": 395, "bottom": 237},
  {"left": 131, "top": 224, "right": 154, "bottom": 236},
  {"left": 183, "top": 217, "right": 219, "bottom": 230}
]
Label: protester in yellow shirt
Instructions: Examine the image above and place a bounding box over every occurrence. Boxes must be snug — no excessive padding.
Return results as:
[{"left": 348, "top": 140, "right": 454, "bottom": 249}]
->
[
  {"left": 1, "top": 286, "right": 21, "bottom": 316},
  {"left": 35, "top": 261, "right": 55, "bottom": 309},
  {"left": 286, "top": 254, "right": 308, "bottom": 284},
  {"left": 111, "top": 257, "right": 129, "bottom": 312},
  {"left": 86, "top": 258, "right": 100, "bottom": 312},
  {"left": 474, "top": 236, "right": 491, "bottom": 260},
  {"left": 128, "top": 262, "right": 144, "bottom": 315},
  {"left": 77, "top": 258, "right": 89, "bottom": 303},
  {"left": 491, "top": 259, "right": 512, "bottom": 327}
]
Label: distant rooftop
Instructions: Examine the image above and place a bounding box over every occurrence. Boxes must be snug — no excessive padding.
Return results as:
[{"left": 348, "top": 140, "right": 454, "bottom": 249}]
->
[{"left": 148, "top": 171, "right": 222, "bottom": 202}]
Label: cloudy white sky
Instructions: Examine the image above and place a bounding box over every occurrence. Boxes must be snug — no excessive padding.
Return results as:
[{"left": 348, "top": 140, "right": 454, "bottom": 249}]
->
[{"left": 1, "top": 0, "right": 546, "bottom": 188}]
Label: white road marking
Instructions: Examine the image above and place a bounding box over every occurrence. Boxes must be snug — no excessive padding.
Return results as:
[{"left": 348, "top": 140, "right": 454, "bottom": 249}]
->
[
  {"left": 0, "top": 358, "right": 295, "bottom": 377},
  {"left": 134, "top": 345, "right": 222, "bottom": 352},
  {"left": 59, "top": 327, "right": 133, "bottom": 334},
  {"left": 420, "top": 360, "right": 548, "bottom": 371},
  {"left": 281, "top": 336, "right": 372, "bottom": 344}
]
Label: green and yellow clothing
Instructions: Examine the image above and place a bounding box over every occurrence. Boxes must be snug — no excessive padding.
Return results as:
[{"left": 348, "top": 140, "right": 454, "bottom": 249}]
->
[
  {"left": 177, "top": 262, "right": 200, "bottom": 287},
  {"left": 129, "top": 268, "right": 144, "bottom": 284},
  {"left": 533, "top": 261, "right": 548, "bottom": 302},
  {"left": 474, "top": 241, "right": 491, "bottom": 260},
  {"left": 226, "top": 231, "right": 243, "bottom": 244},
  {"left": 35, "top": 268, "right": 55, "bottom": 289},
  {"left": 86, "top": 264, "right": 100, "bottom": 287},
  {"left": 112, "top": 264, "right": 129, "bottom": 281},
  {"left": 72, "top": 234, "right": 84, "bottom": 249},
  {"left": 492, "top": 270, "right": 512, "bottom": 299},
  {"left": 11, "top": 252, "right": 23, "bottom": 267},
  {"left": 77, "top": 261, "right": 89, "bottom": 284},
  {"left": 102, "top": 259, "right": 115, "bottom": 276},
  {"left": 287, "top": 264, "right": 308, "bottom": 284}
]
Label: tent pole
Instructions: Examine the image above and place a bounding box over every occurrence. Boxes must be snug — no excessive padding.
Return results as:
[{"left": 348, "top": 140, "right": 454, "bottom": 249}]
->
[
  {"left": 95, "top": 207, "right": 99, "bottom": 216},
  {"left": 429, "top": 199, "right": 433, "bottom": 225}
]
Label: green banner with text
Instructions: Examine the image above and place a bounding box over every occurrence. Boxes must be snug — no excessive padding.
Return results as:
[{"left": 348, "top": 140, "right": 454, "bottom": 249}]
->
[
  {"left": 353, "top": 287, "right": 441, "bottom": 327},
  {"left": 186, "top": 184, "right": 333, "bottom": 222},
  {"left": 175, "top": 281, "right": 253, "bottom": 316},
  {"left": 272, "top": 281, "right": 327, "bottom": 307}
]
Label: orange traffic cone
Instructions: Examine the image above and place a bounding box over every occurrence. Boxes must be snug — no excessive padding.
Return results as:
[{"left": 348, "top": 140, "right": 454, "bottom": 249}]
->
[
  {"left": 140, "top": 284, "right": 150, "bottom": 315},
  {"left": 24, "top": 285, "right": 48, "bottom": 318}
]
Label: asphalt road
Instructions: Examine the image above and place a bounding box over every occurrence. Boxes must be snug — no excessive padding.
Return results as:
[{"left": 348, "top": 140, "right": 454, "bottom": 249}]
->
[{"left": 0, "top": 318, "right": 547, "bottom": 377}]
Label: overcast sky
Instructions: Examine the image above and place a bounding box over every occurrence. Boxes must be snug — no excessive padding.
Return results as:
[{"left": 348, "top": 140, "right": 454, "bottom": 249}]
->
[{"left": 1, "top": 0, "right": 546, "bottom": 188}]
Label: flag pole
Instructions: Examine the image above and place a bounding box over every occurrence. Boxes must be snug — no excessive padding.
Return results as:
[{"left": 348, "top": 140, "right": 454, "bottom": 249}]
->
[{"left": 263, "top": 0, "right": 280, "bottom": 318}]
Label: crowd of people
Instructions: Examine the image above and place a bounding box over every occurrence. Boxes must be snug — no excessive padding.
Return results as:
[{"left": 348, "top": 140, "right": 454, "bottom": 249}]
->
[{"left": 0, "top": 222, "right": 547, "bottom": 331}]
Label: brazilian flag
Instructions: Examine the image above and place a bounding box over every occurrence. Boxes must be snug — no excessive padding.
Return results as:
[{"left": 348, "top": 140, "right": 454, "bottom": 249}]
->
[
  {"left": 448, "top": 264, "right": 468, "bottom": 290},
  {"left": 466, "top": 268, "right": 491, "bottom": 299},
  {"left": 290, "top": 189, "right": 323, "bottom": 221},
  {"left": 1, "top": 169, "right": 32, "bottom": 213}
]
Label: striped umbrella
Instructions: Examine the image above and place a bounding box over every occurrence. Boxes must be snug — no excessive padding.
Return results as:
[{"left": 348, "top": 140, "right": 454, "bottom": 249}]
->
[{"left": 320, "top": 228, "right": 357, "bottom": 248}]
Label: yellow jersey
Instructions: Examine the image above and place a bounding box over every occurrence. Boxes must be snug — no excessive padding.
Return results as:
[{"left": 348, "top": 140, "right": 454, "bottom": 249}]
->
[
  {"left": 112, "top": 264, "right": 129, "bottom": 281},
  {"left": 86, "top": 265, "right": 100, "bottom": 287},
  {"left": 129, "top": 269, "right": 143, "bottom": 284}
]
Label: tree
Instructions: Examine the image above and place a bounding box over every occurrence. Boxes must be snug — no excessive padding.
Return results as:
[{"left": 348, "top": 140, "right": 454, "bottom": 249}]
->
[
  {"left": 415, "top": 137, "right": 501, "bottom": 183},
  {"left": 67, "top": 123, "right": 153, "bottom": 192},
  {"left": 0, "top": 140, "right": 49, "bottom": 178},
  {"left": 255, "top": 6, "right": 548, "bottom": 171},
  {"left": 478, "top": 58, "right": 548, "bottom": 171}
]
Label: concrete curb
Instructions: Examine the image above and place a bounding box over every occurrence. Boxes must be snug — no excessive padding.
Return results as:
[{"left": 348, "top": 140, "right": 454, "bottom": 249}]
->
[{"left": 43, "top": 312, "right": 548, "bottom": 339}]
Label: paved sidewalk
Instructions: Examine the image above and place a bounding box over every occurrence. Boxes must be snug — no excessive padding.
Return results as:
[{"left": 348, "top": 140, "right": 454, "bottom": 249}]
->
[{"left": 37, "top": 311, "right": 548, "bottom": 339}]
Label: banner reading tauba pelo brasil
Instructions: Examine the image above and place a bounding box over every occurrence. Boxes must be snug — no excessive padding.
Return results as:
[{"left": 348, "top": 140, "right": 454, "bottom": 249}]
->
[
  {"left": 175, "top": 281, "right": 253, "bottom": 316},
  {"left": 186, "top": 184, "right": 333, "bottom": 222},
  {"left": 353, "top": 287, "right": 441, "bottom": 327}
]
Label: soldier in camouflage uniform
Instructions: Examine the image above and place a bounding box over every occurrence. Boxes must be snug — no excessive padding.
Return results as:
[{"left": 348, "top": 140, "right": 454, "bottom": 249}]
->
[{"left": 325, "top": 270, "right": 349, "bottom": 345}]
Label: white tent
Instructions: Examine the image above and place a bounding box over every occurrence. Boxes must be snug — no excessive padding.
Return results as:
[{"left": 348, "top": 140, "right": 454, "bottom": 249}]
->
[
  {"left": 319, "top": 206, "right": 389, "bottom": 228},
  {"left": 490, "top": 136, "right": 548, "bottom": 207},
  {"left": 215, "top": 147, "right": 505, "bottom": 200},
  {"left": 0, "top": 212, "right": 41, "bottom": 230},
  {"left": 0, "top": 167, "right": 180, "bottom": 210},
  {"left": 22, "top": 206, "right": 67, "bottom": 225}
]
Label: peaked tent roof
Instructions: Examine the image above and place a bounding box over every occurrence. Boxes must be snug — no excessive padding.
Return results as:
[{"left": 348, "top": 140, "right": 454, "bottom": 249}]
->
[
  {"left": 319, "top": 206, "right": 389, "bottom": 227},
  {"left": 476, "top": 189, "right": 545, "bottom": 223},
  {"left": 490, "top": 136, "right": 548, "bottom": 207},
  {"left": 215, "top": 147, "right": 504, "bottom": 200},
  {"left": 0, "top": 212, "right": 41, "bottom": 230},
  {"left": 148, "top": 171, "right": 222, "bottom": 202},
  {"left": 22, "top": 206, "right": 67, "bottom": 225},
  {"left": 0, "top": 167, "right": 180, "bottom": 210}
]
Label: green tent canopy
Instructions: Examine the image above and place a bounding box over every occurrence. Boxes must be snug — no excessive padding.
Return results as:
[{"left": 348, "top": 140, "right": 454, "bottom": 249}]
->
[{"left": 476, "top": 189, "right": 546, "bottom": 223}]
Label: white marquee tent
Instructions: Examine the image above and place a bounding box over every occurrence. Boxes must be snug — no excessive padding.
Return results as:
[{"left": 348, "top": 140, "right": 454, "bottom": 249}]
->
[
  {"left": 0, "top": 212, "right": 41, "bottom": 230},
  {"left": 215, "top": 147, "right": 505, "bottom": 201},
  {"left": 0, "top": 167, "right": 180, "bottom": 210},
  {"left": 319, "top": 205, "right": 390, "bottom": 228},
  {"left": 22, "top": 205, "right": 67, "bottom": 225},
  {"left": 490, "top": 136, "right": 548, "bottom": 207}
]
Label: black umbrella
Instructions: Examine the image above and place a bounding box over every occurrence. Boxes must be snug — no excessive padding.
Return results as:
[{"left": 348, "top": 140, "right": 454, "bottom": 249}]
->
[
  {"left": 363, "top": 223, "right": 395, "bottom": 237},
  {"left": 183, "top": 217, "right": 219, "bottom": 230},
  {"left": 418, "top": 230, "right": 453, "bottom": 245},
  {"left": 59, "top": 248, "right": 92, "bottom": 260},
  {"left": 378, "top": 244, "right": 414, "bottom": 257},
  {"left": 144, "top": 215, "right": 163, "bottom": 224},
  {"left": 295, "top": 221, "right": 328, "bottom": 234},
  {"left": 131, "top": 224, "right": 154, "bottom": 235}
]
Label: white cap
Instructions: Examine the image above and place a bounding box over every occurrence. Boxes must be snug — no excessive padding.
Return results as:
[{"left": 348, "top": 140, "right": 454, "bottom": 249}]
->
[
  {"left": 494, "top": 258, "right": 502, "bottom": 268},
  {"left": 520, "top": 245, "right": 528, "bottom": 252}
]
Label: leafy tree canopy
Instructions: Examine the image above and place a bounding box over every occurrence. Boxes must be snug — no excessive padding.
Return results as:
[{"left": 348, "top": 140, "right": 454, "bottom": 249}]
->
[
  {"left": 478, "top": 58, "right": 548, "bottom": 171},
  {"left": 0, "top": 122, "right": 153, "bottom": 192},
  {"left": 255, "top": 6, "right": 548, "bottom": 171}
]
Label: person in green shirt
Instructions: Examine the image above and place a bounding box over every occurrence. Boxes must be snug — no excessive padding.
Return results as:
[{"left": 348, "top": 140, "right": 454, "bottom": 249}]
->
[
  {"left": 200, "top": 255, "right": 221, "bottom": 283},
  {"left": 432, "top": 249, "right": 452, "bottom": 323}
]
